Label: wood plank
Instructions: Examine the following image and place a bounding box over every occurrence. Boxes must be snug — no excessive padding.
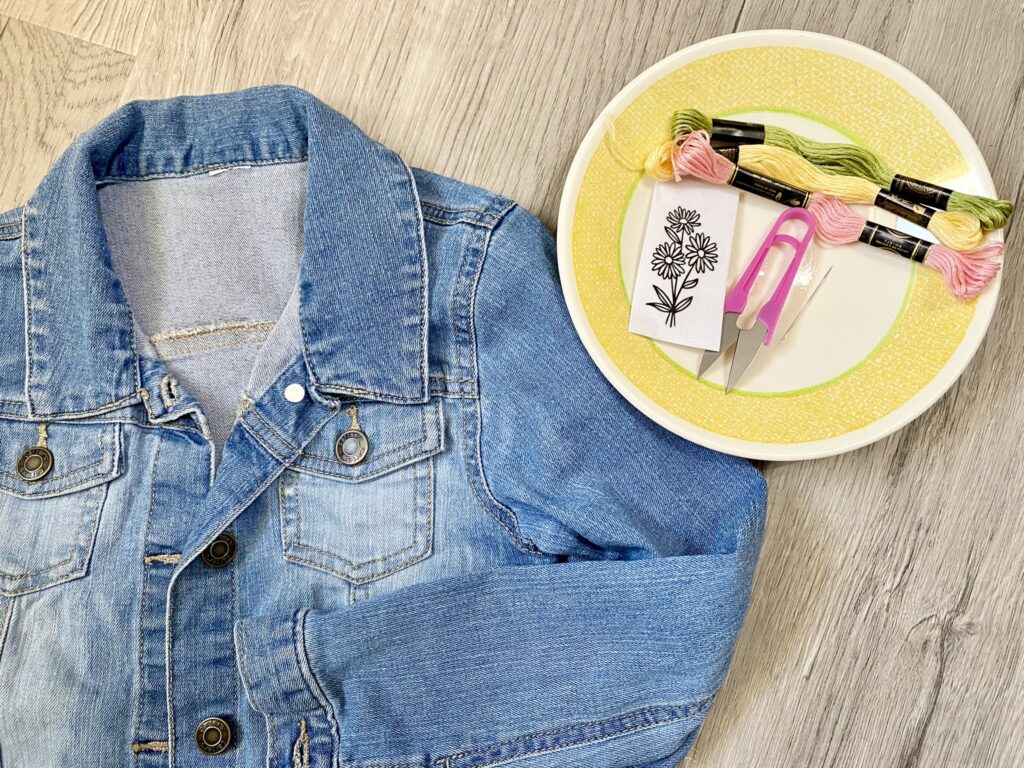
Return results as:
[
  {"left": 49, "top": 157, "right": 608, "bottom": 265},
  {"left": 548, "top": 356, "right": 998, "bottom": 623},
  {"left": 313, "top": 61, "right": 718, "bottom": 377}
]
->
[
  {"left": 0, "top": 18, "right": 133, "bottom": 210},
  {"left": 0, "top": 0, "right": 150, "bottom": 54}
]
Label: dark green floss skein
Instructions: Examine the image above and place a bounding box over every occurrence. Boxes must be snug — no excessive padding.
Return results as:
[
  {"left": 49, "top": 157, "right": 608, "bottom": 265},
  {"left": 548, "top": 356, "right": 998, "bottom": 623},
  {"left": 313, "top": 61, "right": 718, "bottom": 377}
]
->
[{"left": 671, "top": 108, "right": 1013, "bottom": 230}]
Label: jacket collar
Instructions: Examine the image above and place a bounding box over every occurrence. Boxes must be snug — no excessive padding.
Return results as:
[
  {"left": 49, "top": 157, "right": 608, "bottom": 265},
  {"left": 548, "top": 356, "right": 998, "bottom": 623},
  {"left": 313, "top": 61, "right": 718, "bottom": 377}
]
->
[{"left": 22, "top": 85, "right": 429, "bottom": 418}]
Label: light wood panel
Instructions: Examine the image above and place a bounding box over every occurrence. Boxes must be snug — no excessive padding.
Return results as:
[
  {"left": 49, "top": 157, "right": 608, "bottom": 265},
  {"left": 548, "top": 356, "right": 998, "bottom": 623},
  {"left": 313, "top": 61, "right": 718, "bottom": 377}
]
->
[
  {"left": 0, "top": 0, "right": 150, "bottom": 54},
  {"left": 0, "top": 16, "right": 132, "bottom": 208},
  {"left": 1, "top": 1, "right": 1022, "bottom": 766}
]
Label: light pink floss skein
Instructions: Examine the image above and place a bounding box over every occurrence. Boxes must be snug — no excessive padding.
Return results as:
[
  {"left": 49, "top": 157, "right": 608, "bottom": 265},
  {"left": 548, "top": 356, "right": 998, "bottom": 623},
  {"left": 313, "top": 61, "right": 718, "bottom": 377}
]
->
[
  {"left": 807, "top": 195, "right": 1002, "bottom": 300},
  {"left": 672, "top": 130, "right": 1002, "bottom": 300}
]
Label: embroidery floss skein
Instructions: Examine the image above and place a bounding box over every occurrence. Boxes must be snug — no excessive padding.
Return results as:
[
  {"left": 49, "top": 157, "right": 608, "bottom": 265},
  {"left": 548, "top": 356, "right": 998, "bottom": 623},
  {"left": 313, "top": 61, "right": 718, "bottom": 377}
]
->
[
  {"left": 647, "top": 139, "right": 984, "bottom": 250},
  {"left": 671, "top": 131, "right": 1001, "bottom": 300},
  {"left": 671, "top": 108, "right": 1014, "bottom": 231}
]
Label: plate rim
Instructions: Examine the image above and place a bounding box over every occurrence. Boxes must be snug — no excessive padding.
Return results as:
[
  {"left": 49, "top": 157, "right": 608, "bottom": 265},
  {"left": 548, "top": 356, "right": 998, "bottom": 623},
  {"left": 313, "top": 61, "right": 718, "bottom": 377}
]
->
[{"left": 555, "top": 29, "right": 1002, "bottom": 461}]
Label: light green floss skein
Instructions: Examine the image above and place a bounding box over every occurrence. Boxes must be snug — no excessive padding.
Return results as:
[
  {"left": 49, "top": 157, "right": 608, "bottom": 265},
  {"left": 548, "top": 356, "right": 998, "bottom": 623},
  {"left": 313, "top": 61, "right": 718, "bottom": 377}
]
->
[{"left": 671, "top": 108, "right": 1013, "bottom": 230}]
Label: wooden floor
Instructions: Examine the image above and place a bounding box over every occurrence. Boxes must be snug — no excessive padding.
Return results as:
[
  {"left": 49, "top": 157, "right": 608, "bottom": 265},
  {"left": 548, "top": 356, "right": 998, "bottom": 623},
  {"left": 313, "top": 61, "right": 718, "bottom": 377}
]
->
[{"left": 1, "top": 1, "right": 1021, "bottom": 766}]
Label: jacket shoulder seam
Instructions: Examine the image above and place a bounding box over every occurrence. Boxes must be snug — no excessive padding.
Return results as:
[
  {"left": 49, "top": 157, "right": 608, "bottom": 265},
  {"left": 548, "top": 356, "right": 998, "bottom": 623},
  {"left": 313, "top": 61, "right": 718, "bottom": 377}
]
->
[{"left": 420, "top": 199, "right": 516, "bottom": 231}]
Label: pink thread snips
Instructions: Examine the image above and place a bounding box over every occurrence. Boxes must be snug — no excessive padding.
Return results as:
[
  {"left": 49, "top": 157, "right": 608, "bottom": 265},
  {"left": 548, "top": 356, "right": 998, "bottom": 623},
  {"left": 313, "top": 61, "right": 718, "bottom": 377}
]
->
[{"left": 697, "top": 207, "right": 816, "bottom": 393}]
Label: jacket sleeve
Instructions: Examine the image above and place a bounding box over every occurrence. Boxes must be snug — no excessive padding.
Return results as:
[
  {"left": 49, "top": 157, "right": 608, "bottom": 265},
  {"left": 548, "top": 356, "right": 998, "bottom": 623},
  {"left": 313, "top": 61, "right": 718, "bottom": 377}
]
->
[{"left": 233, "top": 204, "right": 767, "bottom": 768}]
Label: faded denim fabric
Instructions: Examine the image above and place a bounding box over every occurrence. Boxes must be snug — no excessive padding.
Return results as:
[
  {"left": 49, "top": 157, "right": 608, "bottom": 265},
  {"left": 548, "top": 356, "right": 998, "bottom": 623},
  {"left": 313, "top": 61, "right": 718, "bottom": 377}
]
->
[{"left": 0, "top": 85, "right": 767, "bottom": 768}]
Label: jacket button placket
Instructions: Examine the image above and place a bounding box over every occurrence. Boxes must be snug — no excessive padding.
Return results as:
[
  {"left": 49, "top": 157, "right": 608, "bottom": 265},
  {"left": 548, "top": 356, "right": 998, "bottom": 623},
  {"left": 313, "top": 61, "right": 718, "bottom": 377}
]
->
[
  {"left": 170, "top": 541, "right": 239, "bottom": 762},
  {"left": 133, "top": 430, "right": 213, "bottom": 766},
  {"left": 162, "top": 422, "right": 245, "bottom": 765}
]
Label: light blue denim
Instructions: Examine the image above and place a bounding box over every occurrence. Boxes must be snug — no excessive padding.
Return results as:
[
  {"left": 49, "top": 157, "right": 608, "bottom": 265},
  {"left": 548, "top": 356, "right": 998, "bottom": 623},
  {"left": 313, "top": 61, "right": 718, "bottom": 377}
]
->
[{"left": 0, "top": 85, "right": 767, "bottom": 768}]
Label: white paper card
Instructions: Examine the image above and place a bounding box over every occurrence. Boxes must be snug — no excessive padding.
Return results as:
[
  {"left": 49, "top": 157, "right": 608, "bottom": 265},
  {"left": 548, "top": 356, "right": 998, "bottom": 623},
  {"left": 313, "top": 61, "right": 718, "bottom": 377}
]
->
[{"left": 628, "top": 179, "right": 739, "bottom": 351}]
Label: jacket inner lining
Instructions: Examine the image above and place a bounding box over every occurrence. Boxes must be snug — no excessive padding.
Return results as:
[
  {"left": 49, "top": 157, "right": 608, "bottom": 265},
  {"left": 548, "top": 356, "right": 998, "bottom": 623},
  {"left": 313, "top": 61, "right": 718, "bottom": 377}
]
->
[{"left": 97, "top": 161, "right": 309, "bottom": 460}]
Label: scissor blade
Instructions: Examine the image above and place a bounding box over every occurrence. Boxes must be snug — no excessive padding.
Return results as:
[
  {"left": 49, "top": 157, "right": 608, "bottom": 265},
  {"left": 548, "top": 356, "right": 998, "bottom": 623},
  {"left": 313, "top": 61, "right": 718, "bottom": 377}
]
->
[
  {"left": 726, "top": 322, "right": 768, "bottom": 394},
  {"left": 697, "top": 312, "right": 742, "bottom": 379}
]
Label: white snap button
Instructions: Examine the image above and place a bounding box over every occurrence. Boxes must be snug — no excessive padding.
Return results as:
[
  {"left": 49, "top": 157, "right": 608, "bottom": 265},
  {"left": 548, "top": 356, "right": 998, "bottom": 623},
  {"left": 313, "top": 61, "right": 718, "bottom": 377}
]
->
[{"left": 283, "top": 383, "right": 306, "bottom": 403}]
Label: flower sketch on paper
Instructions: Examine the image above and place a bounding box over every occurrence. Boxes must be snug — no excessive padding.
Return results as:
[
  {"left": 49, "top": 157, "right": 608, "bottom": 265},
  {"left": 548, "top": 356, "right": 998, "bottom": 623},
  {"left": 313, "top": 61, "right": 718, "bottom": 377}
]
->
[
  {"left": 646, "top": 206, "right": 719, "bottom": 326},
  {"left": 666, "top": 206, "right": 700, "bottom": 236}
]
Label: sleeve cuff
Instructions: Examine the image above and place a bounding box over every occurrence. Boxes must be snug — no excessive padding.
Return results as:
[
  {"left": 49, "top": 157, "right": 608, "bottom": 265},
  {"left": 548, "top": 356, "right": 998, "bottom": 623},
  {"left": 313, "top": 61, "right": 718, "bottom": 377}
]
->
[
  {"left": 233, "top": 608, "right": 323, "bottom": 716},
  {"left": 234, "top": 609, "right": 338, "bottom": 767}
]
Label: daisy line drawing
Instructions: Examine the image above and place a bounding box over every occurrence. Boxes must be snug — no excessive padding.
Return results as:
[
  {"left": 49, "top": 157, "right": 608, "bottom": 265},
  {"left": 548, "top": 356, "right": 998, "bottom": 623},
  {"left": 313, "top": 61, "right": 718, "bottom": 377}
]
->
[
  {"left": 685, "top": 231, "right": 718, "bottom": 273},
  {"left": 646, "top": 206, "right": 718, "bottom": 327},
  {"left": 666, "top": 206, "right": 700, "bottom": 236}
]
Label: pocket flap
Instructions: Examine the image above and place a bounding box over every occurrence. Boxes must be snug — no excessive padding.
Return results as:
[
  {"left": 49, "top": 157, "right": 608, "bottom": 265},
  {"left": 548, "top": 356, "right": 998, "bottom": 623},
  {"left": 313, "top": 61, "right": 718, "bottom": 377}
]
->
[
  {"left": 0, "top": 419, "right": 122, "bottom": 596},
  {"left": 290, "top": 398, "right": 444, "bottom": 481},
  {"left": 0, "top": 420, "right": 123, "bottom": 499}
]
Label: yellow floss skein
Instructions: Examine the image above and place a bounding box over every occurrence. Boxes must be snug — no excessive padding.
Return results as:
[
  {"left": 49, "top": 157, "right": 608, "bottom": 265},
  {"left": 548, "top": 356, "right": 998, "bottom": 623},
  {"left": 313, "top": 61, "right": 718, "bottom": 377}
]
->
[{"left": 734, "top": 144, "right": 983, "bottom": 250}]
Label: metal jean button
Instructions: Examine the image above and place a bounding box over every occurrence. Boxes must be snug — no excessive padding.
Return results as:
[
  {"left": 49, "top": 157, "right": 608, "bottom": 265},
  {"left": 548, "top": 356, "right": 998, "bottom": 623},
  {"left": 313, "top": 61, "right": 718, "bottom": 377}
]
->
[
  {"left": 195, "top": 716, "right": 232, "bottom": 755},
  {"left": 200, "top": 533, "right": 237, "bottom": 568},
  {"left": 17, "top": 446, "right": 53, "bottom": 482},
  {"left": 335, "top": 405, "right": 369, "bottom": 466},
  {"left": 335, "top": 430, "right": 369, "bottom": 465}
]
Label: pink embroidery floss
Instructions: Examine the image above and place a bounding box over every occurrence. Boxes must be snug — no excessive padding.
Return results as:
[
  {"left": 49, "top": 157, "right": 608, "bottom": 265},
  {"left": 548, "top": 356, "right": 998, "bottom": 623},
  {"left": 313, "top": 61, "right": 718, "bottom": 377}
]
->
[{"left": 671, "top": 131, "right": 1002, "bottom": 300}]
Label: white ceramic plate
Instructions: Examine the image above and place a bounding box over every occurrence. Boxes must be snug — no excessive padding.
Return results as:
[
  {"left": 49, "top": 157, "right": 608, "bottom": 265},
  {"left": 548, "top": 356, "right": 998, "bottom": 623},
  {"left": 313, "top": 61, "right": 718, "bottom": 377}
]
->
[{"left": 556, "top": 30, "right": 1002, "bottom": 460}]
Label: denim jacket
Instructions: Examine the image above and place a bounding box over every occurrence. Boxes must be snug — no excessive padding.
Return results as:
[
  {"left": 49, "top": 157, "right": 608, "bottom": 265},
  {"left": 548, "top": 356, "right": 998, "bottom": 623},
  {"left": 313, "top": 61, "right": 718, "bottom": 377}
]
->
[{"left": 0, "top": 85, "right": 766, "bottom": 768}]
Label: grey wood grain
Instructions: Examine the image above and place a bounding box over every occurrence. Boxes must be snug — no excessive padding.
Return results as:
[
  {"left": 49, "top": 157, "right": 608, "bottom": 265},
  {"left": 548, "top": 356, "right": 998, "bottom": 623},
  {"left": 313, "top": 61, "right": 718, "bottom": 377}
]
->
[
  {"left": 0, "top": 16, "right": 132, "bottom": 207},
  {"left": 1, "top": 1, "right": 1021, "bottom": 765},
  {"left": 0, "top": 0, "right": 152, "bottom": 54}
]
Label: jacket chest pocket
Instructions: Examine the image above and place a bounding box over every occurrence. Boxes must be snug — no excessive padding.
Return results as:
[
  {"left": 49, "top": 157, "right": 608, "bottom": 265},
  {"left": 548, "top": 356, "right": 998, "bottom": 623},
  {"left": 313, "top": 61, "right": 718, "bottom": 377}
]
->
[
  {"left": 0, "top": 420, "right": 123, "bottom": 597},
  {"left": 279, "top": 398, "right": 443, "bottom": 584}
]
